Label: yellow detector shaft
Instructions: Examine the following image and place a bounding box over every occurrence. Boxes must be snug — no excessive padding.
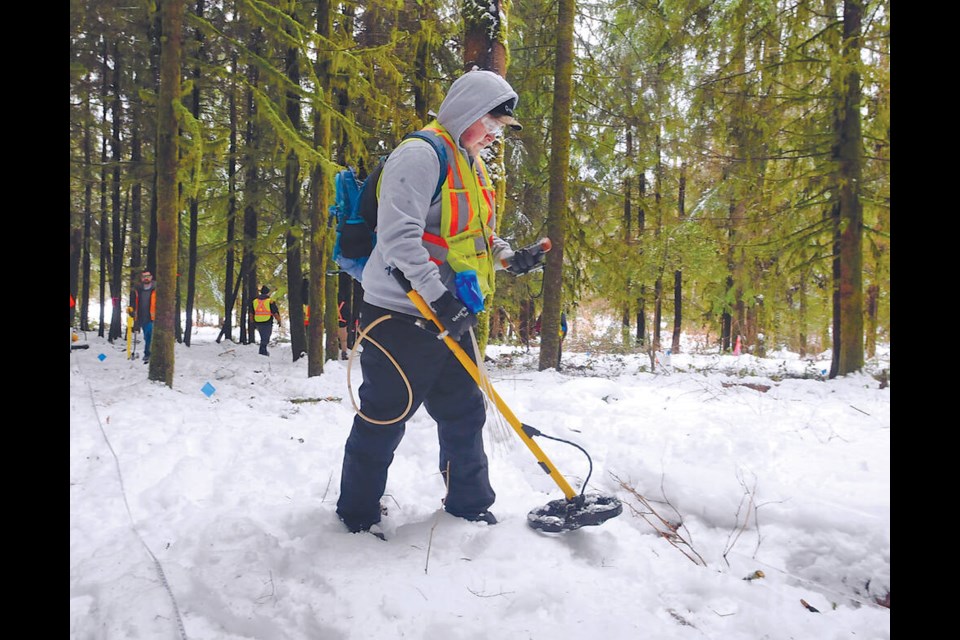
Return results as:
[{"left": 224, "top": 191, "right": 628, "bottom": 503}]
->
[{"left": 401, "top": 282, "right": 577, "bottom": 500}]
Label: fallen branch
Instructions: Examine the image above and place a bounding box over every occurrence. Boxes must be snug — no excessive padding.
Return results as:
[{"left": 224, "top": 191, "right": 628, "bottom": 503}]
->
[
  {"left": 289, "top": 396, "right": 342, "bottom": 404},
  {"left": 721, "top": 382, "right": 770, "bottom": 393}
]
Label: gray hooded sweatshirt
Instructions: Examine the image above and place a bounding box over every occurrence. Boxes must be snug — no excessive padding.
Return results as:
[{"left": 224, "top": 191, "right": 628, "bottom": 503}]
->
[{"left": 359, "top": 69, "right": 518, "bottom": 317}]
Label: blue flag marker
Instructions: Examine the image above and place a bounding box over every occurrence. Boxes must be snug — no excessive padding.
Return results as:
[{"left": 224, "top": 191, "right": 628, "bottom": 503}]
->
[
  {"left": 201, "top": 382, "right": 216, "bottom": 397},
  {"left": 98, "top": 353, "right": 107, "bottom": 361}
]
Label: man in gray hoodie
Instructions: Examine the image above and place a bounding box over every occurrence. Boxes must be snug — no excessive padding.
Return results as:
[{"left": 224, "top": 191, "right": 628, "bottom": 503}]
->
[{"left": 336, "top": 70, "right": 545, "bottom": 538}]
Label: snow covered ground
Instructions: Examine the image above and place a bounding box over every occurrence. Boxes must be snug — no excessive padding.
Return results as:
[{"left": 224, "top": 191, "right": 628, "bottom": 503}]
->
[{"left": 70, "top": 323, "right": 890, "bottom": 639}]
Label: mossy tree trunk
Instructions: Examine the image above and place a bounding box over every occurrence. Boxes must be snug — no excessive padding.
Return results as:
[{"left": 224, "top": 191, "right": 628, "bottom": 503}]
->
[{"left": 150, "top": 0, "right": 185, "bottom": 386}]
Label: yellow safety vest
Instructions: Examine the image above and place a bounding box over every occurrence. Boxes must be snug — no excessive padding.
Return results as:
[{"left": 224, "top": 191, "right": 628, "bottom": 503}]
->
[
  {"left": 390, "top": 121, "right": 498, "bottom": 300},
  {"left": 253, "top": 297, "right": 274, "bottom": 322}
]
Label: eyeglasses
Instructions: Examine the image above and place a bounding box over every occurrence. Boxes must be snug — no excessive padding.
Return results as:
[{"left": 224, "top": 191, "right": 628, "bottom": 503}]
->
[{"left": 480, "top": 114, "right": 505, "bottom": 137}]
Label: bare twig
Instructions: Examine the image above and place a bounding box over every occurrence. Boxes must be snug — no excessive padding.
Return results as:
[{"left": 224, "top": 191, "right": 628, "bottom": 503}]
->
[
  {"left": 255, "top": 571, "right": 277, "bottom": 606},
  {"left": 320, "top": 471, "right": 333, "bottom": 502},
  {"left": 425, "top": 461, "right": 451, "bottom": 574},
  {"left": 722, "top": 470, "right": 760, "bottom": 567},
  {"left": 383, "top": 493, "right": 401, "bottom": 512},
  {"left": 610, "top": 472, "right": 707, "bottom": 566},
  {"left": 467, "top": 587, "right": 515, "bottom": 598}
]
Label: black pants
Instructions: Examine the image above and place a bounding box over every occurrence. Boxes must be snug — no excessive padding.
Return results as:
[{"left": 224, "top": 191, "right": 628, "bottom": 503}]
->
[
  {"left": 336, "top": 302, "right": 495, "bottom": 531},
  {"left": 255, "top": 321, "right": 273, "bottom": 355}
]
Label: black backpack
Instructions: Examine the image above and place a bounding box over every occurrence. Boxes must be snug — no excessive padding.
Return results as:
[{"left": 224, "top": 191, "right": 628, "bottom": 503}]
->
[{"left": 330, "top": 130, "right": 449, "bottom": 282}]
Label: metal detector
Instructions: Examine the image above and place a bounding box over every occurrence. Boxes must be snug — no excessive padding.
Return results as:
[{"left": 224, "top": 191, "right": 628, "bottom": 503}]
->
[{"left": 394, "top": 271, "right": 622, "bottom": 533}]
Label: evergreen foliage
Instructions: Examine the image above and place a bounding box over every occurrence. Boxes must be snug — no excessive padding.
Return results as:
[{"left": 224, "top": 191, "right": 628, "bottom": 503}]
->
[{"left": 69, "top": 0, "right": 890, "bottom": 375}]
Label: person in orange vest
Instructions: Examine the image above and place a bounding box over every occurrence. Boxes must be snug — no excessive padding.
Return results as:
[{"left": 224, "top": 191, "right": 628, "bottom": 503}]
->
[
  {"left": 251, "top": 285, "right": 282, "bottom": 356},
  {"left": 335, "top": 70, "right": 544, "bottom": 539},
  {"left": 133, "top": 270, "right": 158, "bottom": 363},
  {"left": 301, "top": 277, "right": 310, "bottom": 330}
]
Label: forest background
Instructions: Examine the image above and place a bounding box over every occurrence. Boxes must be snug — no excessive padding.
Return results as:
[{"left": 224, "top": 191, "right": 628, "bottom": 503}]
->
[{"left": 68, "top": 0, "right": 890, "bottom": 385}]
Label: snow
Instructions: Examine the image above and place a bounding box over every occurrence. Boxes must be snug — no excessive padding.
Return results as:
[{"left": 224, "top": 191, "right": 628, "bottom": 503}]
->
[{"left": 70, "top": 323, "right": 890, "bottom": 639}]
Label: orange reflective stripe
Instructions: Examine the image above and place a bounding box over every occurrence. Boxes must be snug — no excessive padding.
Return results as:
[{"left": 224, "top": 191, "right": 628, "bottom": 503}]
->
[
  {"left": 423, "top": 231, "right": 447, "bottom": 248},
  {"left": 477, "top": 160, "right": 495, "bottom": 224},
  {"left": 425, "top": 126, "right": 474, "bottom": 235},
  {"left": 448, "top": 172, "right": 460, "bottom": 232}
]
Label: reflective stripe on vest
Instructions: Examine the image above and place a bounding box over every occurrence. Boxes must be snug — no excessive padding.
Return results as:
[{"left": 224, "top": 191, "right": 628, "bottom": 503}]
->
[
  {"left": 253, "top": 297, "right": 273, "bottom": 322},
  {"left": 418, "top": 122, "right": 497, "bottom": 298}
]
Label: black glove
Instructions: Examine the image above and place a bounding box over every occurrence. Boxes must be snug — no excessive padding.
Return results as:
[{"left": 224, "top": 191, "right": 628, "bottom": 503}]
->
[
  {"left": 431, "top": 291, "right": 478, "bottom": 341},
  {"left": 506, "top": 245, "right": 545, "bottom": 275}
]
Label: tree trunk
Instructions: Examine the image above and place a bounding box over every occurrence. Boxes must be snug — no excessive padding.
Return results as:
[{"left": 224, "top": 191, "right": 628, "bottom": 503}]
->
[
  {"left": 109, "top": 39, "right": 124, "bottom": 342},
  {"left": 672, "top": 161, "right": 686, "bottom": 355},
  {"left": 184, "top": 0, "right": 205, "bottom": 347},
  {"left": 241, "top": 28, "right": 263, "bottom": 347},
  {"left": 621, "top": 128, "right": 632, "bottom": 346},
  {"left": 150, "top": 0, "right": 185, "bottom": 386},
  {"left": 865, "top": 283, "right": 878, "bottom": 359},
  {"left": 672, "top": 270, "right": 681, "bottom": 355},
  {"left": 80, "top": 87, "right": 93, "bottom": 332},
  {"left": 721, "top": 273, "right": 733, "bottom": 352},
  {"left": 412, "top": 1, "right": 430, "bottom": 124},
  {"left": 652, "top": 274, "right": 662, "bottom": 352},
  {"left": 221, "top": 52, "right": 239, "bottom": 343},
  {"left": 98, "top": 39, "right": 110, "bottom": 339},
  {"left": 463, "top": 0, "right": 510, "bottom": 357},
  {"left": 284, "top": 7, "right": 306, "bottom": 362},
  {"left": 538, "top": 0, "right": 575, "bottom": 371},
  {"left": 636, "top": 288, "right": 645, "bottom": 347},
  {"left": 651, "top": 102, "right": 664, "bottom": 352},
  {"left": 636, "top": 173, "right": 646, "bottom": 348},
  {"left": 463, "top": 0, "right": 507, "bottom": 74},
  {"left": 308, "top": 0, "right": 332, "bottom": 377},
  {"left": 830, "top": 0, "right": 865, "bottom": 377},
  {"left": 128, "top": 63, "right": 144, "bottom": 314}
]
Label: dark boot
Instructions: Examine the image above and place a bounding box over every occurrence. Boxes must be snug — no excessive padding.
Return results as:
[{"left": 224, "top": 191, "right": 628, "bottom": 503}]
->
[{"left": 446, "top": 509, "right": 497, "bottom": 525}]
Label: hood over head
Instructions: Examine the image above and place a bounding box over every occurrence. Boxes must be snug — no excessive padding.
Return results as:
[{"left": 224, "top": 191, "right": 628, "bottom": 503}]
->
[{"left": 436, "top": 70, "right": 520, "bottom": 149}]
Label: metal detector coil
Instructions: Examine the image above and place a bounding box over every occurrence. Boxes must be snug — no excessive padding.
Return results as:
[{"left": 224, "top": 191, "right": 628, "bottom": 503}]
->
[{"left": 527, "top": 493, "right": 623, "bottom": 533}]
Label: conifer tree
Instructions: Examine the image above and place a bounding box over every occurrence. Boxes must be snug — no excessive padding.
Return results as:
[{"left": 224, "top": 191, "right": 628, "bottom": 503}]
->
[
  {"left": 151, "top": 0, "right": 186, "bottom": 386},
  {"left": 538, "top": 0, "right": 575, "bottom": 371}
]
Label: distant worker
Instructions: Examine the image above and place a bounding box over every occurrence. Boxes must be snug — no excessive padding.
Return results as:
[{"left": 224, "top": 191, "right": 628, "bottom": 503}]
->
[
  {"left": 252, "top": 286, "right": 282, "bottom": 356},
  {"left": 133, "top": 270, "right": 157, "bottom": 363},
  {"left": 301, "top": 277, "right": 310, "bottom": 330},
  {"left": 338, "top": 271, "right": 363, "bottom": 360}
]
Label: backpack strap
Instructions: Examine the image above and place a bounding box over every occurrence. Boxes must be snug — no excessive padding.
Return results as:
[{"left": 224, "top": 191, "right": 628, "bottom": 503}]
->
[{"left": 402, "top": 130, "right": 449, "bottom": 201}]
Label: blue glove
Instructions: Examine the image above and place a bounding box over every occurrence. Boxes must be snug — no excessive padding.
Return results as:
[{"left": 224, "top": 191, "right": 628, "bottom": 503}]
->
[{"left": 431, "top": 291, "right": 478, "bottom": 341}]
